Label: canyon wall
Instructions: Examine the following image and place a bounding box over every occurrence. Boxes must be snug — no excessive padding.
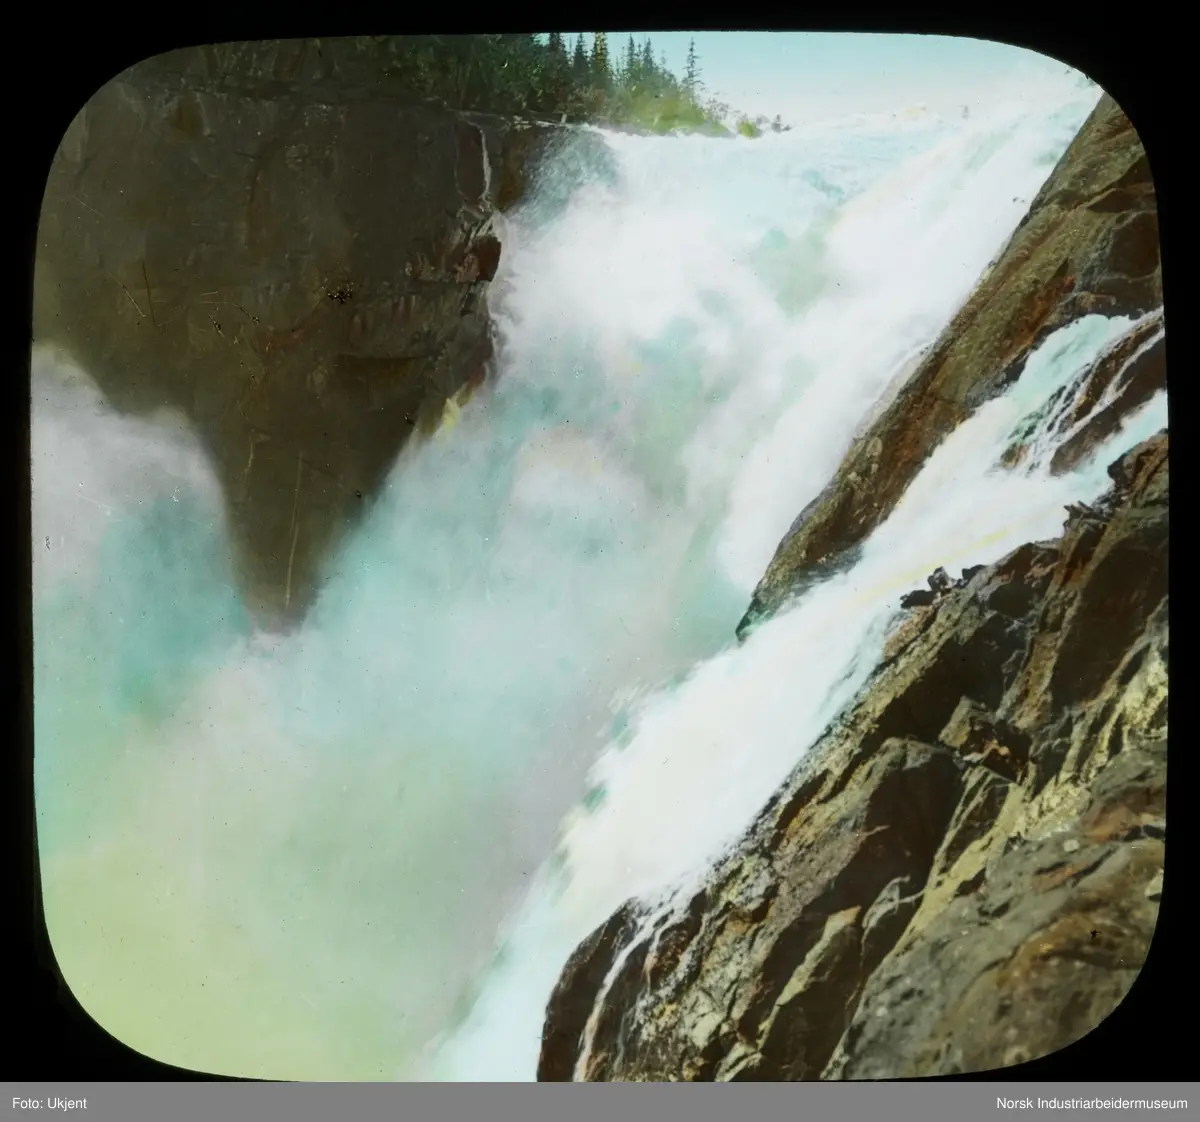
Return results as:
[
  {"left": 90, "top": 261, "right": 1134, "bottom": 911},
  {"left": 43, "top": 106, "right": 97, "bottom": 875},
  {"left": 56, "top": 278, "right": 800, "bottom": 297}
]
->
[
  {"left": 34, "top": 40, "right": 587, "bottom": 626},
  {"left": 540, "top": 92, "right": 1167, "bottom": 1081}
]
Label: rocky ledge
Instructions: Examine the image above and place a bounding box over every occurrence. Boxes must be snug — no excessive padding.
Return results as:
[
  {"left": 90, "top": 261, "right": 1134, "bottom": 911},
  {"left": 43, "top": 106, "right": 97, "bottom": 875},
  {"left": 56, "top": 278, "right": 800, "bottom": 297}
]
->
[
  {"left": 540, "top": 431, "right": 1167, "bottom": 1080},
  {"left": 33, "top": 40, "right": 597, "bottom": 627},
  {"left": 738, "top": 92, "right": 1161, "bottom": 639}
]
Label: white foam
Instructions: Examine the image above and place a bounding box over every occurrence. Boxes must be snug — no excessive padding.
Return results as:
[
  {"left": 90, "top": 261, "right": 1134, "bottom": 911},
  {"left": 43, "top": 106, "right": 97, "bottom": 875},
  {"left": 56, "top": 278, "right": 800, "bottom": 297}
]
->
[
  {"left": 431, "top": 311, "right": 1165, "bottom": 1082},
  {"left": 32, "top": 77, "right": 1120, "bottom": 1082}
]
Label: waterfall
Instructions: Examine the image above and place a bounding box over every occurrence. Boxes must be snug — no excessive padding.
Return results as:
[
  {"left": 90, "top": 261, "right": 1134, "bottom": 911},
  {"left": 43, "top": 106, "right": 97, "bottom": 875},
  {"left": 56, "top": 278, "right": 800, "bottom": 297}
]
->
[{"left": 30, "top": 76, "right": 1126, "bottom": 1082}]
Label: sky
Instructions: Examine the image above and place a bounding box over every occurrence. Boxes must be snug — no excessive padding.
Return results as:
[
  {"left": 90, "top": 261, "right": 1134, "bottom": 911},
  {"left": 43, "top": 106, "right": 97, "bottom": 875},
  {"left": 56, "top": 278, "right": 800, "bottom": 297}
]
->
[{"left": 567, "top": 32, "right": 1090, "bottom": 124}]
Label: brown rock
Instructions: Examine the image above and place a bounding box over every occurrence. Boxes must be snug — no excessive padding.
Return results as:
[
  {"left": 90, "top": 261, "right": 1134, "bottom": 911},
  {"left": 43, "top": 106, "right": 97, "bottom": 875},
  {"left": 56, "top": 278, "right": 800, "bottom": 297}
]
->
[
  {"left": 542, "top": 88, "right": 1167, "bottom": 1079},
  {"left": 899, "top": 588, "right": 937, "bottom": 609},
  {"left": 939, "top": 697, "right": 1030, "bottom": 782},
  {"left": 1047, "top": 312, "right": 1165, "bottom": 475},
  {"left": 541, "top": 732, "right": 968, "bottom": 1080},
  {"left": 537, "top": 903, "right": 643, "bottom": 1082},
  {"left": 34, "top": 42, "right": 578, "bottom": 628},
  {"left": 739, "top": 94, "right": 1161, "bottom": 638},
  {"left": 541, "top": 432, "right": 1167, "bottom": 1080}
]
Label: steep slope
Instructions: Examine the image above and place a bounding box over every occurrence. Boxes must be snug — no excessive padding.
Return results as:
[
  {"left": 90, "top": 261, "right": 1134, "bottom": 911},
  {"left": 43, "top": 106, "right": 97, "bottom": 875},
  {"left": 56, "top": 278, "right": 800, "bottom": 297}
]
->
[
  {"left": 738, "top": 93, "right": 1160, "bottom": 639},
  {"left": 538, "top": 91, "right": 1167, "bottom": 1081},
  {"left": 541, "top": 432, "right": 1166, "bottom": 1080}
]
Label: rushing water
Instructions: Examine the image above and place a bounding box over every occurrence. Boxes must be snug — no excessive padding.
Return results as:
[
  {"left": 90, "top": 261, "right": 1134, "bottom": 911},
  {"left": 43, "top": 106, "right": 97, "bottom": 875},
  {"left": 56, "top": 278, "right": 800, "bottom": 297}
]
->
[{"left": 31, "top": 73, "right": 1158, "bottom": 1081}]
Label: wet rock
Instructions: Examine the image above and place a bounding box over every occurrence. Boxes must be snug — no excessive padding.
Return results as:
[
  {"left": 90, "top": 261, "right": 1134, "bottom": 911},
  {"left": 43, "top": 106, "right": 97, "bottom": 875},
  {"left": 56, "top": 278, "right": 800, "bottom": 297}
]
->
[
  {"left": 928, "top": 566, "right": 953, "bottom": 594},
  {"left": 745, "top": 94, "right": 1160, "bottom": 630},
  {"left": 543, "top": 734, "right": 968, "bottom": 1082},
  {"left": 537, "top": 902, "right": 643, "bottom": 1082},
  {"left": 541, "top": 432, "right": 1168, "bottom": 1080},
  {"left": 900, "top": 565, "right": 970, "bottom": 610},
  {"left": 470, "top": 115, "right": 618, "bottom": 218},
  {"left": 1047, "top": 315, "right": 1165, "bottom": 476},
  {"left": 34, "top": 41, "right": 572, "bottom": 627}
]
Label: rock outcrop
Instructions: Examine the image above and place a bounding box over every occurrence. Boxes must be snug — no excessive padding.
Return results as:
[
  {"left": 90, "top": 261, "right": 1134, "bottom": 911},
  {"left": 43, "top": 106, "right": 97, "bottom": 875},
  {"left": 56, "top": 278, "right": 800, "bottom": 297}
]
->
[
  {"left": 539, "top": 90, "right": 1167, "bottom": 1081},
  {"left": 33, "top": 40, "right": 583, "bottom": 627},
  {"left": 738, "top": 92, "right": 1161, "bottom": 639},
  {"left": 540, "top": 432, "right": 1167, "bottom": 1080}
]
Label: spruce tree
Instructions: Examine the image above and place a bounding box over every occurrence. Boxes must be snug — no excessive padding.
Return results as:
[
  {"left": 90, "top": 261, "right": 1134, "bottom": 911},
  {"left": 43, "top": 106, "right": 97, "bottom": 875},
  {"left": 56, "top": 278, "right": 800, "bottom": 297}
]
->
[
  {"left": 592, "top": 31, "right": 610, "bottom": 89},
  {"left": 571, "top": 34, "right": 589, "bottom": 84},
  {"left": 625, "top": 34, "right": 638, "bottom": 87},
  {"left": 545, "top": 32, "right": 569, "bottom": 112},
  {"left": 684, "top": 37, "right": 700, "bottom": 103},
  {"left": 641, "top": 39, "right": 656, "bottom": 91}
]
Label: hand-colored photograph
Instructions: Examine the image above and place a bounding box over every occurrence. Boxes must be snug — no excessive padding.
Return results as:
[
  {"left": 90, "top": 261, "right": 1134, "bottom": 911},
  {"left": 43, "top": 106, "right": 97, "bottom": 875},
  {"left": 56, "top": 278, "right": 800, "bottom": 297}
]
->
[{"left": 31, "top": 32, "right": 1165, "bottom": 1081}]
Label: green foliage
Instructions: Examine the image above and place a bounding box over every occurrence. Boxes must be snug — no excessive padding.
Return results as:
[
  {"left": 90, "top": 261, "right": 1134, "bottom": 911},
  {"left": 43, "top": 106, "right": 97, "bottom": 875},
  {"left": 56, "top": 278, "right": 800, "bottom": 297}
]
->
[
  {"left": 571, "top": 33, "right": 589, "bottom": 88},
  {"left": 624, "top": 35, "right": 638, "bottom": 85},
  {"left": 592, "top": 31, "right": 611, "bottom": 90},
  {"left": 353, "top": 33, "right": 750, "bottom": 133},
  {"left": 684, "top": 37, "right": 701, "bottom": 100}
]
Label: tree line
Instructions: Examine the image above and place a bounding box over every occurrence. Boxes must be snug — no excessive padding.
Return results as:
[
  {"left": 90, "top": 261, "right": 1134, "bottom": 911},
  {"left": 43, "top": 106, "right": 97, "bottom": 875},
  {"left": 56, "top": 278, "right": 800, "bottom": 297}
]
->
[{"left": 367, "top": 34, "right": 788, "bottom": 135}]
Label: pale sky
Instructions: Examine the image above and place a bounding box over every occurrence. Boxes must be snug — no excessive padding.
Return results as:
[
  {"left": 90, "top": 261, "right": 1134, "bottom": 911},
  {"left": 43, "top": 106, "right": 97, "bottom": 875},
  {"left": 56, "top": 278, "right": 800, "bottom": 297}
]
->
[{"left": 574, "top": 32, "right": 1091, "bottom": 123}]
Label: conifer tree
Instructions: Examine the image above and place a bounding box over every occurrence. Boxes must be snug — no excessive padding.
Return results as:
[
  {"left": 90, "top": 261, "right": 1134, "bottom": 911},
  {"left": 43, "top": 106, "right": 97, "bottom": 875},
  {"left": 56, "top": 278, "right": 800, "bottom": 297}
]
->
[
  {"left": 684, "top": 37, "right": 701, "bottom": 103},
  {"left": 592, "top": 31, "right": 610, "bottom": 89},
  {"left": 545, "top": 32, "right": 570, "bottom": 110},
  {"left": 625, "top": 34, "right": 639, "bottom": 86},
  {"left": 369, "top": 33, "right": 748, "bottom": 134},
  {"left": 571, "top": 34, "right": 589, "bottom": 84}
]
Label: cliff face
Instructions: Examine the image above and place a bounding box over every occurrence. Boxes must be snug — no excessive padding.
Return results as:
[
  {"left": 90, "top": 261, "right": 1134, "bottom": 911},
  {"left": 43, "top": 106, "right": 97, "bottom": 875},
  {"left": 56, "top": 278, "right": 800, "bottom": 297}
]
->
[
  {"left": 33, "top": 41, "right": 581, "bottom": 627},
  {"left": 540, "top": 434, "right": 1166, "bottom": 1081},
  {"left": 539, "top": 92, "right": 1166, "bottom": 1081},
  {"left": 738, "top": 93, "right": 1161, "bottom": 639}
]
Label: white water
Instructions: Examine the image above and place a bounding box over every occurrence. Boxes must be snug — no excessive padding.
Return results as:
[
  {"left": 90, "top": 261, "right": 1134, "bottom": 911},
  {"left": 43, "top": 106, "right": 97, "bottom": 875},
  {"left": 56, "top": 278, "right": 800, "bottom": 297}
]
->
[
  {"left": 427, "top": 309, "right": 1167, "bottom": 1081},
  {"left": 30, "top": 73, "right": 1145, "bottom": 1082}
]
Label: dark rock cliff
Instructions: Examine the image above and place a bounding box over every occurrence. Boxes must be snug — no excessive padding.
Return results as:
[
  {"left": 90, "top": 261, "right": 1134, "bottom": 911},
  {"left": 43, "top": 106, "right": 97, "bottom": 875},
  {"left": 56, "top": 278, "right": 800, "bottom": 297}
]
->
[
  {"left": 539, "top": 91, "right": 1167, "bottom": 1081},
  {"left": 33, "top": 41, "right": 585, "bottom": 627}
]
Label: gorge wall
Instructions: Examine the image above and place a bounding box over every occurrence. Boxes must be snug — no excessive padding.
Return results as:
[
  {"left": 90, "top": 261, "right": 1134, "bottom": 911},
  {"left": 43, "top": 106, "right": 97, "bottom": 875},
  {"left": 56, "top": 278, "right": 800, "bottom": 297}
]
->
[
  {"left": 738, "top": 93, "right": 1161, "bottom": 639},
  {"left": 33, "top": 39, "right": 582, "bottom": 627},
  {"left": 539, "top": 92, "right": 1167, "bottom": 1080}
]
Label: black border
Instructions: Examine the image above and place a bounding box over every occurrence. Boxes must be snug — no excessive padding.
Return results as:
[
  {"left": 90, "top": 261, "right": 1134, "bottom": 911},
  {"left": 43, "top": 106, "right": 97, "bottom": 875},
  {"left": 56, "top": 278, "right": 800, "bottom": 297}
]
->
[{"left": 10, "top": 9, "right": 1183, "bottom": 1082}]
